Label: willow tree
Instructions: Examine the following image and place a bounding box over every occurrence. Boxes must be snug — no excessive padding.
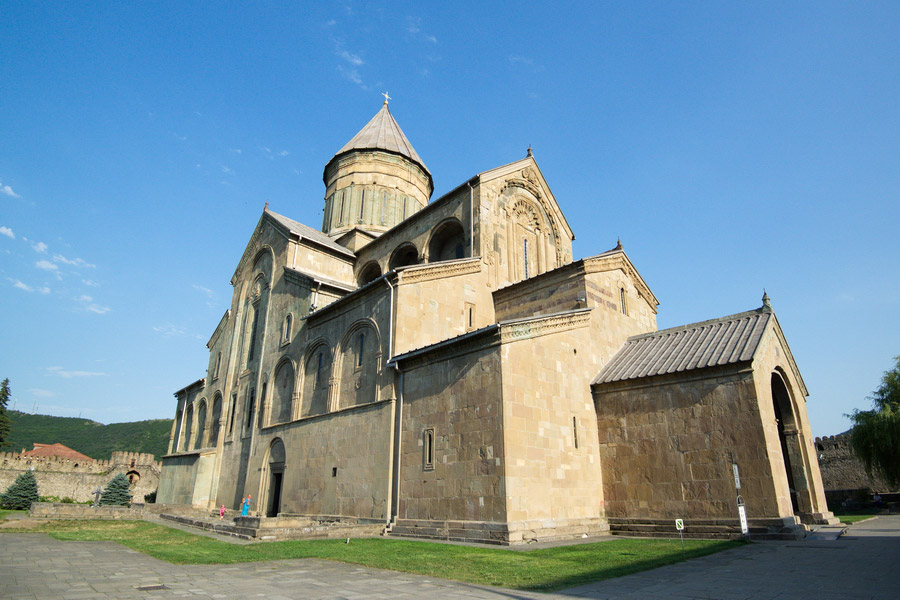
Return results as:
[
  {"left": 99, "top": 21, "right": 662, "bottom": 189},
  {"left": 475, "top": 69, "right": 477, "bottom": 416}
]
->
[{"left": 850, "top": 356, "right": 900, "bottom": 489}]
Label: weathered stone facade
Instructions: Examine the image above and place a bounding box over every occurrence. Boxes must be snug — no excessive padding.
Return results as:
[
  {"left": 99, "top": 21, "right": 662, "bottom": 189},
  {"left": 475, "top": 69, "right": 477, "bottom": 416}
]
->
[
  {"left": 0, "top": 451, "right": 161, "bottom": 503},
  {"left": 158, "top": 102, "right": 835, "bottom": 543},
  {"left": 815, "top": 432, "right": 898, "bottom": 505}
]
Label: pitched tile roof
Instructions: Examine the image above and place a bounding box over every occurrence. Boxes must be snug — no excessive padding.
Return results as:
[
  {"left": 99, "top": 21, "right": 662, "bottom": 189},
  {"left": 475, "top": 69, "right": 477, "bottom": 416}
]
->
[
  {"left": 331, "top": 102, "right": 430, "bottom": 179},
  {"left": 266, "top": 209, "right": 355, "bottom": 258},
  {"left": 593, "top": 307, "right": 772, "bottom": 385},
  {"left": 21, "top": 442, "right": 95, "bottom": 462}
]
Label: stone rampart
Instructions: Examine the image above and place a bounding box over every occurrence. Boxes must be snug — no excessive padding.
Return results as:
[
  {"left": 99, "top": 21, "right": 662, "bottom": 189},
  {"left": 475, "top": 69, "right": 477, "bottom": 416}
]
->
[
  {"left": 815, "top": 433, "right": 897, "bottom": 504},
  {"left": 0, "top": 451, "right": 162, "bottom": 503}
]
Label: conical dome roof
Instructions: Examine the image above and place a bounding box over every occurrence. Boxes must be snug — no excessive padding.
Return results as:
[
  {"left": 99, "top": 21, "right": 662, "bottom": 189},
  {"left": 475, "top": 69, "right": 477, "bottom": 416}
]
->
[{"left": 328, "top": 102, "right": 431, "bottom": 182}]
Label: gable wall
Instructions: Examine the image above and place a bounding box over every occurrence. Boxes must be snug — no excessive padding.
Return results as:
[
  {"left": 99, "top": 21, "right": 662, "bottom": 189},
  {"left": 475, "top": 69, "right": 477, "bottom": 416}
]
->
[{"left": 593, "top": 367, "right": 777, "bottom": 521}]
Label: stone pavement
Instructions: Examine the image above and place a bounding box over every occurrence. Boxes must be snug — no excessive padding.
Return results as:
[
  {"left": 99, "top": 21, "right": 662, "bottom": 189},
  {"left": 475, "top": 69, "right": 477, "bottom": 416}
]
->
[{"left": 1, "top": 516, "right": 898, "bottom": 599}]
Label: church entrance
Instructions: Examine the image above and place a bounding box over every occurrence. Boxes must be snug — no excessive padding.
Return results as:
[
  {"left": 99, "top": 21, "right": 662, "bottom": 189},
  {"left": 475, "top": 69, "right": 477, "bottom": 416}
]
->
[
  {"left": 263, "top": 438, "right": 286, "bottom": 518},
  {"left": 268, "top": 470, "right": 283, "bottom": 517},
  {"left": 770, "top": 372, "right": 811, "bottom": 515}
]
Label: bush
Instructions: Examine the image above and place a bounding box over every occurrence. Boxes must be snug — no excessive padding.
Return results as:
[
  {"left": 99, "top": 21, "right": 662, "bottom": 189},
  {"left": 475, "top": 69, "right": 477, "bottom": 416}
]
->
[
  {"left": 60, "top": 496, "right": 76, "bottom": 504},
  {"left": 99, "top": 473, "right": 132, "bottom": 506},
  {"left": 1, "top": 470, "right": 40, "bottom": 510}
]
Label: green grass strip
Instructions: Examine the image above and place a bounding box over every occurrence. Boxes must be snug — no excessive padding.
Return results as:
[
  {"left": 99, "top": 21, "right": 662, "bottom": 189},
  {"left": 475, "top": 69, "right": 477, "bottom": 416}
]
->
[{"left": 2, "top": 519, "right": 742, "bottom": 591}]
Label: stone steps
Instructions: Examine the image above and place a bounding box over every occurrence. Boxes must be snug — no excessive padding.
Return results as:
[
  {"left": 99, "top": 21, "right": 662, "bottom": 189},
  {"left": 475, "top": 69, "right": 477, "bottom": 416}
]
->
[
  {"left": 158, "top": 512, "right": 383, "bottom": 542},
  {"left": 607, "top": 517, "right": 808, "bottom": 540}
]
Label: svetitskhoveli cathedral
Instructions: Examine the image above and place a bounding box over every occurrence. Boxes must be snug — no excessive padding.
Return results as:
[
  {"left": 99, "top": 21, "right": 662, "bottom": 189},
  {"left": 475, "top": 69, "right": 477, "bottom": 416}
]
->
[{"left": 158, "top": 99, "right": 836, "bottom": 543}]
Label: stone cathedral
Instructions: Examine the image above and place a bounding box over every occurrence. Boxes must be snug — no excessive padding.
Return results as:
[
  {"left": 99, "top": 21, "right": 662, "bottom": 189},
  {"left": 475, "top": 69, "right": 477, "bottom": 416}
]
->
[{"left": 158, "top": 100, "right": 836, "bottom": 543}]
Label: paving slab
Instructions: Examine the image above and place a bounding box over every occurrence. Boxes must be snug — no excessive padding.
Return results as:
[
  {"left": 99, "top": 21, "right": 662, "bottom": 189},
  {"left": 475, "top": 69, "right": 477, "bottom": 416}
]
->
[{"left": 1, "top": 516, "right": 898, "bottom": 599}]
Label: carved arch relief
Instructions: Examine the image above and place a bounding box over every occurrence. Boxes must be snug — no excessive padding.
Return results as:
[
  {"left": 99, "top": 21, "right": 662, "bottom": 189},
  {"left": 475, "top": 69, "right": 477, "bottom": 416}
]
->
[
  {"left": 500, "top": 176, "right": 566, "bottom": 267},
  {"left": 504, "top": 197, "right": 549, "bottom": 282}
]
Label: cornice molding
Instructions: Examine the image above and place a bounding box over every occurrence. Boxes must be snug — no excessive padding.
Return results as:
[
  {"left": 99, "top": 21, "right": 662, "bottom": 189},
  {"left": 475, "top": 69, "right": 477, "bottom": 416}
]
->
[
  {"left": 583, "top": 251, "right": 659, "bottom": 310},
  {"left": 206, "top": 309, "right": 231, "bottom": 349},
  {"left": 498, "top": 309, "right": 591, "bottom": 344},
  {"left": 398, "top": 257, "right": 482, "bottom": 284}
]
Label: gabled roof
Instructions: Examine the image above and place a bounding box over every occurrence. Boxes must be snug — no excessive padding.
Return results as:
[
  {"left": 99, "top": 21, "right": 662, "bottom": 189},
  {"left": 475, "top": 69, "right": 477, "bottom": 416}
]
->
[
  {"left": 327, "top": 102, "right": 431, "bottom": 183},
  {"left": 593, "top": 306, "right": 773, "bottom": 385},
  {"left": 476, "top": 154, "right": 575, "bottom": 242},
  {"left": 21, "top": 442, "right": 94, "bottom": 462},
  {"left": 266, "top": 209, "right": 354, "bottom": 257}
]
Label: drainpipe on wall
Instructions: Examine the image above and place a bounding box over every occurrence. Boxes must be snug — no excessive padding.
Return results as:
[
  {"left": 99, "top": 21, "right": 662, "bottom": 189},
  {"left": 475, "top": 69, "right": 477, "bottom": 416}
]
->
[{"left": 467, "top": 181, "right": 474, "bottom": 257}]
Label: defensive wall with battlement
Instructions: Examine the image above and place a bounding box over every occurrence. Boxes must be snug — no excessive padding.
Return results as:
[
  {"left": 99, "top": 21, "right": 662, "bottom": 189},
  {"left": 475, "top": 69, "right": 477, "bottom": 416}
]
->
[{"left": 0, "top": 451, "right": 161, "bottom": 503}]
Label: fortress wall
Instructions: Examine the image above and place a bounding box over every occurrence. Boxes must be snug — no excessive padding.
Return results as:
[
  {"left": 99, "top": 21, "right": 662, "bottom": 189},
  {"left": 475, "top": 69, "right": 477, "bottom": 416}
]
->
[{"left": 0, "top": 451, "right": 162, "bottom": 503}]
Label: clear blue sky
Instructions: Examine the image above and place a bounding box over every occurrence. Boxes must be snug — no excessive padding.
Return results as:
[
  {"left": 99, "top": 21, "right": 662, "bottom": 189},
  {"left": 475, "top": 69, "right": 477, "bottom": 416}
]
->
[{"left": 1, "top": 2, "right": 898, "bottom": 436}]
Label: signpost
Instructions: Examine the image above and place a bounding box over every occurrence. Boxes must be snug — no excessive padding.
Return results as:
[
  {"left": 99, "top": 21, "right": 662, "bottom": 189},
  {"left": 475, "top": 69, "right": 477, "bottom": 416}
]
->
[
  {"left": 736, "top": 496, "right": 749, "bottom": 537},
  {"left": 730, "top": 457, "right": 750, "bottom": 538},
  {"left": 675, "top": 518, "right": 685, "bottom": 557}
]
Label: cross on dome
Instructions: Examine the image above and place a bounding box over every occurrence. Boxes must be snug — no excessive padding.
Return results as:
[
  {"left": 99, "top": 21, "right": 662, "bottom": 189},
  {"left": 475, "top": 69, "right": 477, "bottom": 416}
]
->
[{"left": 382, "top": 91, "right": 391, "bottom": 104}]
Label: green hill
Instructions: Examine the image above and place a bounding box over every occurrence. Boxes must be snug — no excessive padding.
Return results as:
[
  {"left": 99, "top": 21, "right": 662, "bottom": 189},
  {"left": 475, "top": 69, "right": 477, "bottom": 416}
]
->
[{"left": 3, "top": 411, "right": 173, "bottom": 460}]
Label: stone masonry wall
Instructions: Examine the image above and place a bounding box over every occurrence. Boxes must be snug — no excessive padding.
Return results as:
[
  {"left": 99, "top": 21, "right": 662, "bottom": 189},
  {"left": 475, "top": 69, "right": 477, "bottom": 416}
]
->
[
  {"left": 0, "top": 451, "right": 161, "bottom": 503},
  {"left": 815, "top": 432, "right": 896, "bottom": 496}
]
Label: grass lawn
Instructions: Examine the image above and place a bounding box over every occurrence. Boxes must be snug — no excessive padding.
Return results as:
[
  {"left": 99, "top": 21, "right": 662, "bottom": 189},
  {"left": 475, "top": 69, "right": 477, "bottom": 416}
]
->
[
  {"left": 0, "top": 519, "right": 743, "bottom": 591},
  {"left": 831, "top": 508, "right": 881, "bottom": 525},
  {"left": 0, "top": 509, "right": 27, "bottom": 521}
]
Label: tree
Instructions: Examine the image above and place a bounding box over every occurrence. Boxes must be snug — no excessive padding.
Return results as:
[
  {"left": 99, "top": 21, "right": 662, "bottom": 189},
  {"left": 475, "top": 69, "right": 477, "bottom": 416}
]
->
[
  {"left": 99, "top": 473, "right": 132, "bottom": 506},
  {"left": 850, "top": 355, "right": 900, "bottom": 489},
  {"left": 0, "top": 470, "right": 39, "bottom": 510},
  {"left": 0, "top": 378, "right": 11, "bottom": 448}
]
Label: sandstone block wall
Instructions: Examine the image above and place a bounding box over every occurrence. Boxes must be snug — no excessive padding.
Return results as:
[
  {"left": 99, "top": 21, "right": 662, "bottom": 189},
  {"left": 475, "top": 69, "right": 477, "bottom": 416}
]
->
[
  {"left": 594, "top": 368, "right": 777, "bottom": 521},
  {"left": 399, "top": 342, "right": 506, "bottom": 525}
]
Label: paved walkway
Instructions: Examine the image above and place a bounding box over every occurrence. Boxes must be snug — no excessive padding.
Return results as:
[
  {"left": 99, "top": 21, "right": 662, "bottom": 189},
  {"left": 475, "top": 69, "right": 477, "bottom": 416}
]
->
[{"left": 2, "top": 516, "right": 898, "bottom": 599}]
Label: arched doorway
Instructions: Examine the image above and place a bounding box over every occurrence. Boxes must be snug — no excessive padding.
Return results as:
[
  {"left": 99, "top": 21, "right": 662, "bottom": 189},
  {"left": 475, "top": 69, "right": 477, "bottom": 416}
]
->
[
  {"left": 265, "top": 439, "right": 286, "bottom": 518},
  {"left": 771, "top": 371, "right": 811, "bottom": 515}
]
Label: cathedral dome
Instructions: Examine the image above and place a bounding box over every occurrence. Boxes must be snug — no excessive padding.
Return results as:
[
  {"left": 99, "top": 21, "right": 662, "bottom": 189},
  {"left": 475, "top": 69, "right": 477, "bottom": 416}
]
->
[{"left": 321, "top": 100, "right": 433, "bottom": 239}]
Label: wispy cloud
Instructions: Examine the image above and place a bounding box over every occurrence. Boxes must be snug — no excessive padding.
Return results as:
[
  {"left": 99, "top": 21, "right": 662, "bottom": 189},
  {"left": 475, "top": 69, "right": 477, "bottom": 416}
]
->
[
  {"left": 221, "top": 165, "right": 234, "bottom": 175},
  {"left": 339, "top": 50, "right": 364, "bottom": 66},
  {"left": 406, "top": 17, "right": 438, "bottom": 44},
  {"left": 0, "top": 179, "right": 20, "bottom": 198},
  {"left": 508, "top": 54, "right": 545, "bottom": 73},
  {"left": 36, "top": 259, "right": 62, "bottom": 279},
  {"left": 229, "top": 148, "right": 242, "bottom": 154},
  {"left": 170, "top": 131, "right": 187, "bottom": 141},
  {"left": 53, "top": 253, "right": 96, "bottom": 268},
  {"left": 0, "top": 226, "right": 13, "bottom": 239},
  {"left": 82, "top": 279, "right": 99, "bottom": 287},
  {"left": 86, "top": 304, "right": 110, "bottom": 314},
  {"left": 32, "top": 241, "right": 47, "bottom": 253},
  {"left": 46, "top": 366, "right": 107, "bottom": 378},
  {"left": 261, "top": 147, "right": 290, "bottom": 160},
  {"left": 192, "top": 284, "right": 215, "bottom": 298},
  {"left": 338, "top": 65, "right": 365, "bottom": 88},
  {"left": 11, "top": 279, "right": 49, "bottom": 293},
  {"left": 77, "top": 294, "right": 93, "bottom": 302},
  {"left": 154, "top": 323, "right": 187, "bottom": 337},
  {"left": 29, "top": 389, "right": 55, "bottom": 398}
]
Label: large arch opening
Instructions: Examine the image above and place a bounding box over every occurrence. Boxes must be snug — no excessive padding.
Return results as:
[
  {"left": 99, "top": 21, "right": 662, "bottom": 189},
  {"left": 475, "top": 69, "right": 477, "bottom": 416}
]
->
[
  {"left": 427, "top": 220, "right": 466, "bottom": 262},
  {"left": 357, "top": 261, "right": 382, "bottom": 287},
  {"left": 771, "top": 371, "right": 811, "bottom": 515},
  {"left": 388, "top": 243, "right": 419, "bottom": 271}
]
